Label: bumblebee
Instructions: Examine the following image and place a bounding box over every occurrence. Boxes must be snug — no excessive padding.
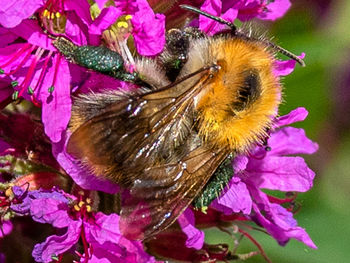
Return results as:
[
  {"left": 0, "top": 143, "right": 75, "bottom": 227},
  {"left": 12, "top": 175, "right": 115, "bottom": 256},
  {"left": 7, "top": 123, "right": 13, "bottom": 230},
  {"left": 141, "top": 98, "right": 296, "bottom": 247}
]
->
[{"left": 54, "top": 5, "right": 305, "bottom": 240}]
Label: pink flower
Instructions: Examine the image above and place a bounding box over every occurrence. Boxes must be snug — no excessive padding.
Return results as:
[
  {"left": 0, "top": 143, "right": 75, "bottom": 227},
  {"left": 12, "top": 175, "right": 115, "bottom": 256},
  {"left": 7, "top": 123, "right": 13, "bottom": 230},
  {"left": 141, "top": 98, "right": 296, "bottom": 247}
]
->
[
  {"left": 0, "top": 0, "right": 118, "bottom": 143},
  {"left": 211, "top": 107, "right": 318, "bottom": 248},
  {"left": 199, "top": 0, "right": 291, "bottom": 35},
  {"left": 0, "top": 0, "right": 44, "bottom": 28},
  {"left": 24, "top": 188, "right": 156, "bottom": 263},
  {"left": 102, "top": 0, "right": 166, "bottom": 56},
  {"left": 177, "top": 209, "right": 205, "bottom": 250}
]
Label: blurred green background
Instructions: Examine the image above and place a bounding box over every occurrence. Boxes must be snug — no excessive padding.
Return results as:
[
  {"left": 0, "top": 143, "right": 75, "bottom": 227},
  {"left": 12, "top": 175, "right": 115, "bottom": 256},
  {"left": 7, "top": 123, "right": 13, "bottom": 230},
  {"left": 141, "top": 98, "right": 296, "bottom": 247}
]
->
[{"left": 207, "top": 0, "right": 350, "bottom": 262}]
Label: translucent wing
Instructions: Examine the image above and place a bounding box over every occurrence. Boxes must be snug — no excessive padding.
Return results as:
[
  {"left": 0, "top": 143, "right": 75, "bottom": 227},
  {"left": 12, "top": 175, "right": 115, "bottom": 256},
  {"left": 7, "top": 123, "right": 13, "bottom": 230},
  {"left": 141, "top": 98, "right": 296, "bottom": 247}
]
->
[
  {"left": 67, "top": 69, "right": 211, "bottom": 183},
  {"left": 67, "top": 66, "right": 221, "bottom": 239},
  {"left": 119, "top": 142, "right": 229, "bottom": 240}
]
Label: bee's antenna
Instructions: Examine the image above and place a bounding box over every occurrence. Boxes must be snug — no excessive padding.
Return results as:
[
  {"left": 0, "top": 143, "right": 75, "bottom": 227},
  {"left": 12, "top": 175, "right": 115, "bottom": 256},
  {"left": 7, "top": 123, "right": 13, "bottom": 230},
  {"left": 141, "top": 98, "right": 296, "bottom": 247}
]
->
[
  {"left": 266, "top": 41, "right": 306, "bottom": 67},
  {"left": 180, "top": 5, "right": 305, "bottom": 67},
  {"left": 180, "top": 5, "right": 237, "bottom": 32}
]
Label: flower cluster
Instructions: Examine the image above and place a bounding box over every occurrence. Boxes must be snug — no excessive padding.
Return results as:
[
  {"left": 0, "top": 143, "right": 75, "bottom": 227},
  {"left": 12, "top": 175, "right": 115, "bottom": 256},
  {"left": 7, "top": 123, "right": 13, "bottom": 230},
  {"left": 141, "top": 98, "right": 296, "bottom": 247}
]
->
[{"left": 0, "top": 0, "right": 317, "bottom": 262}]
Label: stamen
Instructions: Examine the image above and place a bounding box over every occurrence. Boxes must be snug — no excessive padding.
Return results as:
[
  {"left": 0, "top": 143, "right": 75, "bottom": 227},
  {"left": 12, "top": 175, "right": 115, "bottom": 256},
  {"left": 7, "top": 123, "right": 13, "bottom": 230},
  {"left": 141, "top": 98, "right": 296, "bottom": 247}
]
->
[
  {"left": 117, "top": 21, "right": 129, "bottom": 29},
  {"left": 74, "top": 204, "right": 80, "bottom": 211},
  {"left": 17, "top": 48, "right": 45, "bottom": 99},
  {"left": 11, "top": 91, "right": 18, "bottom": 100},
  {"left": 102, "top": 14, "right": 134, "bottom": 62},
  {"left": 33, "top": 51, "right": 54, "bottom": 95},
  {"left": 40, "top": 0, "right": 67, "bottom": 34},
  {"left": 28, "top": 87, "right": 34, "bottom": 95}
]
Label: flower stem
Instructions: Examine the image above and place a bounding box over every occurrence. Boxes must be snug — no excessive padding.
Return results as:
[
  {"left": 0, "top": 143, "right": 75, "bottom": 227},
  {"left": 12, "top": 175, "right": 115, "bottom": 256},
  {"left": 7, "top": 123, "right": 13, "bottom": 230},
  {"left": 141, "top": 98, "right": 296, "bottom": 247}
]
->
[{"left": 238, "top": 228, "right": 272, "bottom": 263}]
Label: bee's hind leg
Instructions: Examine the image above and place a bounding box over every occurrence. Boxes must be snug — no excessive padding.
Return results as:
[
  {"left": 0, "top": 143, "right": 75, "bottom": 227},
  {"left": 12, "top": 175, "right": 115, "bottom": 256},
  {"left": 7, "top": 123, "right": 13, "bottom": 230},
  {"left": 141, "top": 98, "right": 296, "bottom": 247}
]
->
[{"left": 192, "top": 156, "right": 234, "bottom": 211}]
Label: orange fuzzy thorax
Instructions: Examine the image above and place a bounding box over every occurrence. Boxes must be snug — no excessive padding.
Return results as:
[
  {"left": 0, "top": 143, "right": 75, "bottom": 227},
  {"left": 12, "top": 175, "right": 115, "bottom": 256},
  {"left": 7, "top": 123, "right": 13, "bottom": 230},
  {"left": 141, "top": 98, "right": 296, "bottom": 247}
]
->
[{"left": 193, "top": 38, "right": 281, "bottom": 153}]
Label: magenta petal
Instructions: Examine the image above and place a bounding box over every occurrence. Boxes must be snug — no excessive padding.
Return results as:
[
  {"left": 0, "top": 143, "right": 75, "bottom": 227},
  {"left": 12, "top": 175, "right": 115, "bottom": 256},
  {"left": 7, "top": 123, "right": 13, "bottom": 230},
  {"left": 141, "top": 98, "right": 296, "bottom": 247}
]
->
[
  {"left": 118, "top": 237, "right": 158, "bottom": 263},
  {"left": 276, "top": 107, "right": 308, "bottom": 127},
  {"left": 0, "top": 220, "right": 12, "bottom": 237},
  {"left": 212, "top": 177, "right": 252, "bottom": 215},
  {"left": 64, "top": 11, "right": 89, "bottom": 45},
  {"left": 0, "top": 27, "right": 18, "bottom": 47},
  {"left": 0, "top": 0, "right": 44, "bottom": 28},
  {"left": 178, "top": 209, "right": 204, "bottom": 249},
  {"left": 252, "top": 203, "right": 317, "bottom": 249},
  {"left": 32, "top": 221, "right": 82, "bottom": 263},
  {"left": 52, "top": 132, "right": 119, "bottom": 194},
  {"left": 12, "top": 20, "right": 55, "bottom": 51},
  {"left": 199, "top": 0, "right": 238, "bottom": 35},
  {"left": 233, "top": 155, "right": 249, "bottom": 172},
  {"left": 274, "top": 53, "right": 305, "bottom": 76},
  {"left": 30, "top": 198, "right": 73, "bottom": 228},
  {"left": 95, "top": 0, "right": 110, "bottom": 10},
  {"left": 77, "top": 72, "right": 129, "bottom": 94},
  {"left": 246, "top": 156, "right": 315, "bottom": 192},
  {"left": 40, "top": 55, "right": 71, "bottom": 143},
  {"left": 132, "top": 0, "right": 165, "bottom": 56},
  {"left": 64, "top": 0, "right": 93, "bottom": 27},
  {"left": 199, "top": 0, "right": 222, "bottom": 34},
  {"left": 88, "top": 7, "right": 121, "bottom": 46},
  {"left": 89, "top": 6, "right": 121, "bottom": 36},
  {"left": 84, "top": 244, "right": 126, "bottom": 263},
  {"left": 258, "top": 0, "right": 291, "bottom": 21},
  {"left": 268, "top": 127, "right": 319, "bottom": 156},
  {"left": 86, "top": 212, "right": 122, "bottom": 245}
]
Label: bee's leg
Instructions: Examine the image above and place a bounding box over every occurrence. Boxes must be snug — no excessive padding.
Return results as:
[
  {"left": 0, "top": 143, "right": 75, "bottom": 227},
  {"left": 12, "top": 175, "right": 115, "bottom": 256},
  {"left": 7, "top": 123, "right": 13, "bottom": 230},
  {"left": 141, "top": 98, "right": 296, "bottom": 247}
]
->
[
  {"left": 160, "top": 27, "right": 205, "bottom": 82},
  {"left": 53, "top": 37, "right": 144, "bottom": 85},
  {"left": 192, "top": 155, "right": 234, "bottom": 210}
]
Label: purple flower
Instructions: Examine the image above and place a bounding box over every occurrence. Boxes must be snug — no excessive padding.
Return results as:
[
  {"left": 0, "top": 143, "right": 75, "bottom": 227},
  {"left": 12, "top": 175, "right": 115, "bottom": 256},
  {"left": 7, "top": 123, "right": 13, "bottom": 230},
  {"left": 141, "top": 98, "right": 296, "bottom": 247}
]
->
[
  {"left": 10, "top": 186, "right": 69, "bottom": 216},
  {"left": 275, "top": 53, "right": 306, "bottom": 76},
  {"left": 199, "top": 0, "right": 239, "bottom": 35},
  {"left": 0, "top": 0, "right": 44, "bottom": 28},
  {"left": 0, "top": 0, "right": 118, "bottom": 143},
  {"left": 101, "top": 0, "right": 166, "bottom": 56},
  {"left": 212, "top": 107, "right": 318, "bottom": 248},
  {"left": 199, "top": 0, "right": 292, "bottom": 35},
  {"left": 177, "top": 208, "right": 204, "bottom": 250},
  {"left": 25, "top": 188, "right": 156, "bottom": 263}
]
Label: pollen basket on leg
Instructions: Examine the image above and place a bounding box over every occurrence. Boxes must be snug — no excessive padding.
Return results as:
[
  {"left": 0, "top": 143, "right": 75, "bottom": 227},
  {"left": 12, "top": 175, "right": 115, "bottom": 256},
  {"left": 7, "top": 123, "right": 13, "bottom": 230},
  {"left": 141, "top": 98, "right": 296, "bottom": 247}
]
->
[{"left": 191, "top": 37, "right": 282, "bottom": 153}]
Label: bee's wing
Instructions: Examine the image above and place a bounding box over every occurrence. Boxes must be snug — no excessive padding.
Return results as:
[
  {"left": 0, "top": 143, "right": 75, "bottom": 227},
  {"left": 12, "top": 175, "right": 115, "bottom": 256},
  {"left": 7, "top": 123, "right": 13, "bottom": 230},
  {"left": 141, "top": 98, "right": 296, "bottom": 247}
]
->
[
  {"left": 120, "top": 143, "right": 229, "bottom": 240},
  {"left": 67, "top": 71, "right": 210, "bottom": 182}
]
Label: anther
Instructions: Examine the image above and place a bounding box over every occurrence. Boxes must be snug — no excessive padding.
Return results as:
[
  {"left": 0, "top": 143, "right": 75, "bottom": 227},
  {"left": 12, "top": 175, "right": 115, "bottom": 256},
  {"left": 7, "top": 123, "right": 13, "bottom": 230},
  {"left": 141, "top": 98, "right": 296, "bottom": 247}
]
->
[
  {"left": 117, "top": 21, "right": 128, "bottom": 29},
  {"left": 11, "top": 81, "right": 18, "bottom": 87},
  {"left": 48, "top": 86, "right": 55, "bottom": 93},
  {"left": 11, "top": 91, "right": 18, "bottom": 100}
]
